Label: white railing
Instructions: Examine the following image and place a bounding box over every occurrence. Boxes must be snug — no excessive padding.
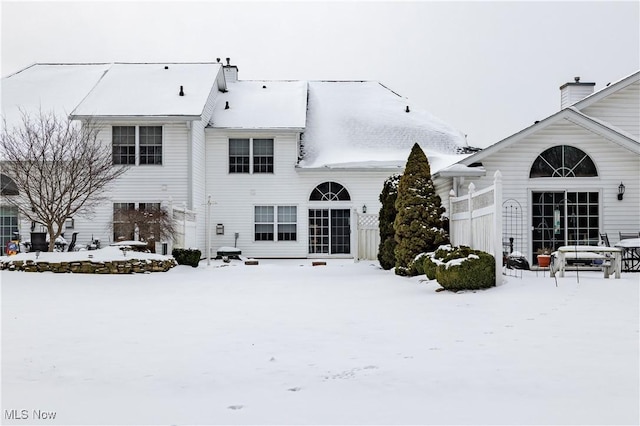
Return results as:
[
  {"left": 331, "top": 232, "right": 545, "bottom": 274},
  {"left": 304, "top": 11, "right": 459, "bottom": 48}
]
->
[{"left": 449, "top": 170, "right": 503, "bottom": 285}]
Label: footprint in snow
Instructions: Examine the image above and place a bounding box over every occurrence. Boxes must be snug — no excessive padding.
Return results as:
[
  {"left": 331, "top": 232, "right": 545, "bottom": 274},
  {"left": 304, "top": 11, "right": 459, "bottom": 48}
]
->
[
  {"left": 287, "top": 387, "right": 302, "bottom": 392},
  {"left": 227, "top": 405, "right": 244, "bottom": 410}
]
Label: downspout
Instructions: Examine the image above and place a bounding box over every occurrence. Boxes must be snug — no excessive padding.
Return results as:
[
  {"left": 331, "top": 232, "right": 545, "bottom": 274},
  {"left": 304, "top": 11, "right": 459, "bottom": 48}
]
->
[{"left": 186, "top": 121, "right": 193, "bottom": 209}]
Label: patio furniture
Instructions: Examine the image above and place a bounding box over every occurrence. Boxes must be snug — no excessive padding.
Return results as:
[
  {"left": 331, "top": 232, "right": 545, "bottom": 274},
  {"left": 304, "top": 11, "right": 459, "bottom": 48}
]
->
[
  {"left": 599, "top": 232, "right": 610, "bottom": 247},
  {"left": 67, "top": 232, "right": 78, "bottom": 252},
  {"left": 551, "top": 245, "right": 622, "bottom": 279},
  {"left": 614, "top": 238, "right": 640, "bottom": 272},
  {"left": 619, "top": 232, "right": 639, "bottom": 241}
]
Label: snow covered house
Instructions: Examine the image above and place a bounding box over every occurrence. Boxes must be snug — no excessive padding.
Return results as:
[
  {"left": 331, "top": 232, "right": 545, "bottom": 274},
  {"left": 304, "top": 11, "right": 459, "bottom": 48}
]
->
[
  {"left": 1, "top": 60, "right": 470, "bottom": 258},
  {"left": 434, "top": 71, "right": 640, "bottom": 265}
]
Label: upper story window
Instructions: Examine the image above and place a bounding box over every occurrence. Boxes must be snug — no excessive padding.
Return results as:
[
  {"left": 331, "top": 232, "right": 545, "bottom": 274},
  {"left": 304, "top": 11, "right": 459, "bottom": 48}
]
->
[
  {"left": 309, "top": 181, "right": 351, "bottom": 201},
  {"left": 139, "top": 126, "right": 163, "bottom": 165},
  {"left": 229, "top": 138, "right": 274, "bottom": 174},
  {"left": 112, "top": 126, "right": 136, "bottom": 165},
  {"left": 112, "top": 126, "right": 163, "bottom": 166},
  {"left": 530, "top": 145, "right": 597, "bottom": 178}
]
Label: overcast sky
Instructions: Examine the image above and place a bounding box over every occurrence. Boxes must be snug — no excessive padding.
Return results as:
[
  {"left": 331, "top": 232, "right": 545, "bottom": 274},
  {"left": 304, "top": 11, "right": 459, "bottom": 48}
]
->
[{"left": 1, "top": 1, "right": 638, "bottom": 148}]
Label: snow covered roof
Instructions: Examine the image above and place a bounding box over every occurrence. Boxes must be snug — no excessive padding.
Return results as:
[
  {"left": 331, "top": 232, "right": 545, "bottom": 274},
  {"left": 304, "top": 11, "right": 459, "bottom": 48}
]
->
[
  {"left": 71, "top": 63, "right": 222, "bottom": 119},
  {"left": 1, "top": 63, "right": 111, "bottom": 129},
  {"left": 1, "top": 63, "right": 223, "bottom": 128},
  {"left": 298, "top": 81, "right": 469, "bottom": 170},
  {"left": 208, "top": 80, "right": 307, "bottom": 129}
]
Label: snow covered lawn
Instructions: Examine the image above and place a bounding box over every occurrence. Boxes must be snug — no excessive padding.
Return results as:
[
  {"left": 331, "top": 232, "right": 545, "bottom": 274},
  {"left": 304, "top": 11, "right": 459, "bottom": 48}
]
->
[{"left": 2, "top": 259, "right": 638, "bottom": 425}]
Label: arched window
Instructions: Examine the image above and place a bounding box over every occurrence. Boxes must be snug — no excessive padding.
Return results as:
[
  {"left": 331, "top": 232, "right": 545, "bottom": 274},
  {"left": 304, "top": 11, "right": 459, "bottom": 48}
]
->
[
  {"left": 530, "top": 145, "right": 597, "bottom": 178},
  {"left": 1, "top": 174, "right": 19, "bottom": 196},
  {"left": 309, "top": 182, "right": 351, "bottom": 201}
]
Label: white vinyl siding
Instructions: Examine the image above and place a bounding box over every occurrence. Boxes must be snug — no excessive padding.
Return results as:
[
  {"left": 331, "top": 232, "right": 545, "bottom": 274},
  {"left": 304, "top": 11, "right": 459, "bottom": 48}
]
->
[
  {"left": 580, "top": 81, "right": 640, "bottom": 138},
  {"left": 206, "top": 129, "right": 395, "bottom": 258},
  {"left": 438, "top": 118, "right": 640, "bottom": 264}
]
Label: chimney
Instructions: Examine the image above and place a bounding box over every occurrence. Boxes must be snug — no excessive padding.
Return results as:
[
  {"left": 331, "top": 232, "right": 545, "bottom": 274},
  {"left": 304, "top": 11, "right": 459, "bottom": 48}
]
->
[
  {"left": 559, "top": 76, "right": 595, "bottom": 108},
  {"left": 223, "top": 57, "right": 239, "bottom": 83}
]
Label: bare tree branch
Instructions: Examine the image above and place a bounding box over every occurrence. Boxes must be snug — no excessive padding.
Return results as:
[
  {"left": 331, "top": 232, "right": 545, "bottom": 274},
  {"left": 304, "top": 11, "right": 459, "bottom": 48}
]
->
[{"left": 1, "top": 110, "right": 128, "bottom": 251}]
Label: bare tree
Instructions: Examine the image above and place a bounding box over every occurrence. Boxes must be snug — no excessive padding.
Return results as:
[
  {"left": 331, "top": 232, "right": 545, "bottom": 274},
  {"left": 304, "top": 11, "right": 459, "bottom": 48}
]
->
[
  {"left": 1, "top": 110, "right": 128, "bottom": 251},
  {"left": 113, "top": 204, "right": 177, "bottom": 252}
]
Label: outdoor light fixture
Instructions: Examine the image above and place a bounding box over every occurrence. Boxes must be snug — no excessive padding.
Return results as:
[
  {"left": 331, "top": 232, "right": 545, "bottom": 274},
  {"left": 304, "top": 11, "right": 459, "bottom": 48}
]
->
[
  {"left": 618, "top": 182, "right": 625, "bottom": 200},
  {"left": 362, "top": 205, "right": 367, "bottom": 214}
]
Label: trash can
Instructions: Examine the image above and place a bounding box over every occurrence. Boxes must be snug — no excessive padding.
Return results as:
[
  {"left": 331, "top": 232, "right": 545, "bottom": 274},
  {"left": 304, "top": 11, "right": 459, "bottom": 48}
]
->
[{"left": 30, "top": 232, "right": 48, "bottom": 252}]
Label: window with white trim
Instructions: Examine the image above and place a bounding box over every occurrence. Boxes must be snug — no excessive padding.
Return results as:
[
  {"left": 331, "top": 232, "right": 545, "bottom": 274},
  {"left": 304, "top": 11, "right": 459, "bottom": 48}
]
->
[
  {"left": 112, "top": 126, "right": 163, "bottom": 166},
  {"left": 254, "top": 205, "right": 297, "bottom": 241},
  {"left": 113, "top": 202, "right": 162, "bottom": 241},
  {"left": 229, "top": 138, "right": 274, "bottom": 173},
  {"left": 277, "top": 206, "right": 297, "bottom": 241}
]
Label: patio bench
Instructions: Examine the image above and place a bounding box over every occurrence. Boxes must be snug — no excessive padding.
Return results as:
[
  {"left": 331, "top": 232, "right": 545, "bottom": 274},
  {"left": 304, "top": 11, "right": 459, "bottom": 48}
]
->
[{"left": 550, "top": 245, "right": 622, "bottom": 279}]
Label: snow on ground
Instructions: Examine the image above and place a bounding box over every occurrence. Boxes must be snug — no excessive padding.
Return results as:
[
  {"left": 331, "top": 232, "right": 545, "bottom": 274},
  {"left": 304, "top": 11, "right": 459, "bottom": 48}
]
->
[{"left": 1, "top": 256, "right": 638, "bottom": 425}]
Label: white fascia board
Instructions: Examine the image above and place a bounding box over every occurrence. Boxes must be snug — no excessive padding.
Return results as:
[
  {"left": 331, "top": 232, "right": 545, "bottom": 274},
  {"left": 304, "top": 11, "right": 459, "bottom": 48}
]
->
[
  {"left": 295, "top": 165, "right": 405, "bottom": 173},
  {"left": 69, "top": 115, "right": 201, "bottom": 122}
]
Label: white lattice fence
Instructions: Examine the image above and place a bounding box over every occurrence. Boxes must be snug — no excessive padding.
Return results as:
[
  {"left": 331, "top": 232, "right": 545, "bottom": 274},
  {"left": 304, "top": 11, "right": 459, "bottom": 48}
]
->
[{"left": 356, "top": 213, "right": 380, "bottom": 261}]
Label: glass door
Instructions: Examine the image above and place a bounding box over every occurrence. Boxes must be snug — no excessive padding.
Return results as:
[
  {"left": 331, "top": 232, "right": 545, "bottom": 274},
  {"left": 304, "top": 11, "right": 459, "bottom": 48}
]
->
[
  {"left": 532, "top": 191, "right": 599, "bottom": 262},
  {"left": 308, "top": 209, "right": 350, "bottom": 255}
]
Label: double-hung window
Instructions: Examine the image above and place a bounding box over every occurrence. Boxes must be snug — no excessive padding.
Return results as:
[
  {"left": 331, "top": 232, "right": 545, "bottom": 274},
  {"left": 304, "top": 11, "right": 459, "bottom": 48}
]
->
[
  {"left": 277, "top": 206, "right": 297, "bottom": 241},
  {"left": 112, "top": 126, "right": 163, "bottom": 166},
  {"left": 139, "top": 127, "right": 163, "bottom": 165},
  {"left": 229, "top": 138, "right": 274, "bottom": 173},
  {"left": 254, "top": 205, "right": 297, "bottom": 241},
  {"left": 229, "top": 139, "right": 250, "bottom": 173},
  {"left": 254, "top": 206, "right": 274, "bottom": 241},
  {"left": 112, "top": 127, "right": 136, "bottom": 165}
]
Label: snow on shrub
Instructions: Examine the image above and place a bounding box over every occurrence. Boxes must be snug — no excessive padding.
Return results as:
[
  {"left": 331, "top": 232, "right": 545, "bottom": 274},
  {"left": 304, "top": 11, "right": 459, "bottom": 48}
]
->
[
  {"left": 172, "top": 248, "right": 201, "bottom": 268},
  {"left": 424, "top": 245, "right": 495, "bottom": 291}
]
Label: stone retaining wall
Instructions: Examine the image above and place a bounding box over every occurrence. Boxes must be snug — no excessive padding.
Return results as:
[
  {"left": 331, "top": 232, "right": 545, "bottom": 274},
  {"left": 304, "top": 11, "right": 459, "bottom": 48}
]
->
[{"left": 0, "top": 258, "right": 177, "bottom": 274}]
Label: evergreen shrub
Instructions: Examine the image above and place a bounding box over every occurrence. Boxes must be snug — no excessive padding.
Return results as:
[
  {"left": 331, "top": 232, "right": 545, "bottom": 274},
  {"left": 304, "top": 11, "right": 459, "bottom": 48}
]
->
[
  {"left": 431, "top": 246, "right": 495, "bottom": 291},
  {"left": 394, "top": 143, "right": 449, "bottom": 275},
  {"left": 172, "top": 248, "right": 201, "bottom": 267},
  {"left": 377, "top": 174, "right": 401, "bottom": 270}
]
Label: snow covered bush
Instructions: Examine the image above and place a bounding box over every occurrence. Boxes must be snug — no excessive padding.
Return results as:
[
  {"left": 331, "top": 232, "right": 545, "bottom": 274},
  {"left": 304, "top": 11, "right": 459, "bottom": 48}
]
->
[
  {"left": 431, "top": 246, "right": 495, "bottom": 291},
  {"left": 172, "top": 248, "right": 201, "bottom": 267},
  {"left": 394, "top": 143, "right": 448, "bottom": 276},
  {"left": 412, "top": 252, "right": 430, "bottom": 276}
]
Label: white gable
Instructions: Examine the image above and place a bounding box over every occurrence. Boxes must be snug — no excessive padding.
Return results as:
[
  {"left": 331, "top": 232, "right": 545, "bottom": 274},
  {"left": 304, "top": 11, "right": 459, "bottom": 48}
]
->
[
  {"left": 71, "top": 63, "right": 222, "bottom": 119},
  {"left": 299, "top": 81, "right": 467, "bottom": 169},
  {"left": 209, "top": 80, "right": 308, "bottom": 129}
]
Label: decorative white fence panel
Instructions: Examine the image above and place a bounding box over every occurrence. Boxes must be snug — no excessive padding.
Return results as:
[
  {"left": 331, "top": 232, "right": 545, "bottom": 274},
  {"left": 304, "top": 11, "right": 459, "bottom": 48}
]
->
[
  {"left": 449, "top": 171, "right": 503, "bottom": 285},
  {"left": 168, "top": 202, "right": 197, "bottom": 250},
  {"left": 356, "top": 213, "right": 380, "bottom": 261}
]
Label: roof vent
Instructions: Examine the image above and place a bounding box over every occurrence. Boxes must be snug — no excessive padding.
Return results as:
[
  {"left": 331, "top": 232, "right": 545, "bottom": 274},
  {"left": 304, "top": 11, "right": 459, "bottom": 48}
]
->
[
  {"left": 225, "top": 101, "right": 229, "bottom": 110},
  {"left": 179, "top": 86, "right": 184, "bottom": 96},
  {"left": 164, "top": 66, "right": 169, "bottom": 70},
  {"left": 574, "top": 76, "right": 580, "bottom": 82},
  {"left": 226, "top": 57, "right": 231, "bottom": 66},
  {"left": 405, "top": 106, "right": 410, "bottom": 113}
]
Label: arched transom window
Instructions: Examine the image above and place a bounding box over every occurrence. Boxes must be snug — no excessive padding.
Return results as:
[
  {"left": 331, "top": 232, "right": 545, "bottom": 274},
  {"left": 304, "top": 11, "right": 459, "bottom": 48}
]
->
[
  {"left": 309, "top": 182, "right": 351, "bottom": 201},
  {"left": 529, "top": 145, "right": 597, "bottom": 178}
]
